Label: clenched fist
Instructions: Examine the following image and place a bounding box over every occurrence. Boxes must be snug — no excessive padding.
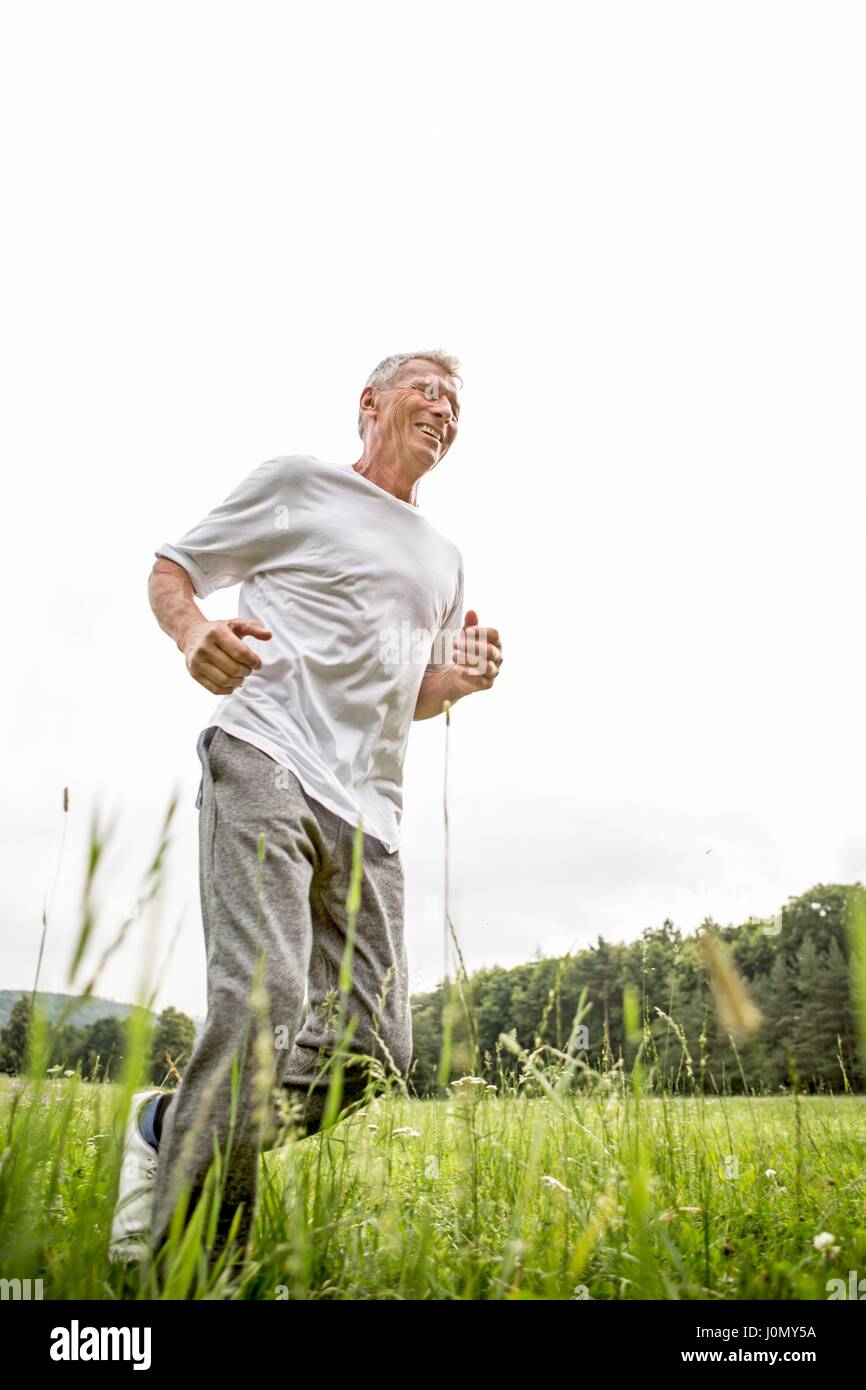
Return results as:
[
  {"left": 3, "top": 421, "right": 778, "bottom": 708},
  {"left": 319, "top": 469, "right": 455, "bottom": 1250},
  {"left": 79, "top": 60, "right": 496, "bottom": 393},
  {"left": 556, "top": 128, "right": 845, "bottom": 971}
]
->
[
  {"left": 181, "top": 617, "right": 273, "bottom": 696},
  {"left": 449, "top": 609, "right": 503, "bottom": 696}
]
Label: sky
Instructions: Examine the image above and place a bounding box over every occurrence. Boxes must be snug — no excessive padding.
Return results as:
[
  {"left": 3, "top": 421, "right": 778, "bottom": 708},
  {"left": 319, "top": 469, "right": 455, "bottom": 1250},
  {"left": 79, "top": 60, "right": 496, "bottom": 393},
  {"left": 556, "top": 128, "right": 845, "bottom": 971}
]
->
[{"left": 2, "top": 1, "right": 865, "bottom": 1020}]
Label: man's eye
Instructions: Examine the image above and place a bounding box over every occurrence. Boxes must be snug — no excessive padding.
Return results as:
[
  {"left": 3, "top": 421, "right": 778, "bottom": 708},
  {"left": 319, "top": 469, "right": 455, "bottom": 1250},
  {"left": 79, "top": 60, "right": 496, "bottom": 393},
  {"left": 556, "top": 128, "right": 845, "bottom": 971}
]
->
[{"left": 413, "top": 379, "right": 458, "bottom": 419}]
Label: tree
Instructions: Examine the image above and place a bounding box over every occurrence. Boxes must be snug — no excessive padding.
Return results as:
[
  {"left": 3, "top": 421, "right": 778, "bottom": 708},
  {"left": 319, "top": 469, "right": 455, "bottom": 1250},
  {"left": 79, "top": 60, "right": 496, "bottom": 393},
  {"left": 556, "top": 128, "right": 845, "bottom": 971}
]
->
[
  {"left": 148, "top": 1007, "right": 196, "bottom": 1085},
  {"left": 78, "top": 1015, "right": 127, "bottom": 1081},
  {"left": 778, "top": 885, "right": 850, "bottom": 963},
  {"left": 0, "top": 994, "right": 33, "bottom": 1075},
  {"left": 753, "top": 950, "right": 802, "bottom": 1087},
  {"left": 50, "top": 1022, "right": 85, "bottom": 1072},
  {"left": 804, "top": 936, "right": 858, "bottom": 1090}
]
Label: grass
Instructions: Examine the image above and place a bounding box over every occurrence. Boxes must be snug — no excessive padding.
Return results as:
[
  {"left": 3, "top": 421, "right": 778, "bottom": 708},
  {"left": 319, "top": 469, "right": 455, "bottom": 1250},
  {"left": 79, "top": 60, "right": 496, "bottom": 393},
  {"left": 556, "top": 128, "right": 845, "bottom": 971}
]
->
[
  {"left": 2, "top": 1070, "right": 866, "bottom": 1300},
  {"left": 3, "top": 755, "right": 865, "bottom": 1300}
]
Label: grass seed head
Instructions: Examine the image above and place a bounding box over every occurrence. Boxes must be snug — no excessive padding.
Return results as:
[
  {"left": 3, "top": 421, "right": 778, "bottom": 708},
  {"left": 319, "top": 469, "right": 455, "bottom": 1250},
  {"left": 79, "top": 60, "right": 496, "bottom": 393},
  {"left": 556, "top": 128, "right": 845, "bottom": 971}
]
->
[{"left": 697, "top": 928, "right": 763, "bottom": 1041}]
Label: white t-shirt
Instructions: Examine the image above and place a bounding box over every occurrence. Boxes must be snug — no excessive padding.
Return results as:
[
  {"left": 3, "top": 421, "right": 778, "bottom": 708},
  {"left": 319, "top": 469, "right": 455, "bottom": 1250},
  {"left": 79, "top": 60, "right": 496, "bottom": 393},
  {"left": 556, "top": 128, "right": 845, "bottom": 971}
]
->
[{"left": 156, "top": 455, "right": 464, "bottom": 852}]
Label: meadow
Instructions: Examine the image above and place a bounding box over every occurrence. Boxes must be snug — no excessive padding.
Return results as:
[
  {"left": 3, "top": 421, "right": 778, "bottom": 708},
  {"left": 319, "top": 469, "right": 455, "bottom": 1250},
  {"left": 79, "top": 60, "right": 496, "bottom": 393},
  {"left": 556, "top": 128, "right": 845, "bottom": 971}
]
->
[
  {"left": 2, "top": 1067, "right": 865, "bottom": 1300},
  {"left": 3, "top": 781, "right": 866, "bottom": 1302}
]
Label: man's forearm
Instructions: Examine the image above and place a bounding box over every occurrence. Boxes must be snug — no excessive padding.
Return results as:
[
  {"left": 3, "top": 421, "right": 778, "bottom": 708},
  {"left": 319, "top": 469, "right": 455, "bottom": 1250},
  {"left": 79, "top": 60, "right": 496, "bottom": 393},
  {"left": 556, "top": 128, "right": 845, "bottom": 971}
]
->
[
  {"left": 413, "top": 667, "right": 464, "bottom": 721},
  {"left": 149, "top": 558, "right": 204, "bottom": 651}
]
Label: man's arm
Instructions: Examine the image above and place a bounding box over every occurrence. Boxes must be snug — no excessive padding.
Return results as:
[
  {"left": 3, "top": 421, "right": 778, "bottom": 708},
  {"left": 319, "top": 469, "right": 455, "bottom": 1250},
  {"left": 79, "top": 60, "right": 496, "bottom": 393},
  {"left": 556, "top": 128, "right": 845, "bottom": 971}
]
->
[
  {"left": 413, "top": 609, "right": 503, "bottom": 720},
  {"left": 149, "top": 557, "right": 272, "bottom": 696},
  {"left": 413, "top": 666, "right": 465, "bottom": 721}
]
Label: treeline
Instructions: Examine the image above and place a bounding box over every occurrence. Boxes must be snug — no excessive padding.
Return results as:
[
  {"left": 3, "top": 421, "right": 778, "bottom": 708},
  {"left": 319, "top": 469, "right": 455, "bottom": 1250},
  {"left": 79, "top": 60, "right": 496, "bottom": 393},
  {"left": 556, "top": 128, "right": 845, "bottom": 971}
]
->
[
  {"left": 0, "top": 998, "right": 195, "bottom": 1086},
  {"left": 410, "top": 883, "right": 866, "bottom": 1095},
  {"left": 4, "top": 882, "right": 863, "bottom": 1097}
]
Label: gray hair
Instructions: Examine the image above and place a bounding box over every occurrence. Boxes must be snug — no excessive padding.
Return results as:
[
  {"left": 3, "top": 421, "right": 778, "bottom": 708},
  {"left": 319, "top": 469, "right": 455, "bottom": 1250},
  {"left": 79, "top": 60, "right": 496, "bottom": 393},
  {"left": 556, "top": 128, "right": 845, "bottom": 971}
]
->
[{"left": 357, "top": 349, "right": 462, "bottom": 438}]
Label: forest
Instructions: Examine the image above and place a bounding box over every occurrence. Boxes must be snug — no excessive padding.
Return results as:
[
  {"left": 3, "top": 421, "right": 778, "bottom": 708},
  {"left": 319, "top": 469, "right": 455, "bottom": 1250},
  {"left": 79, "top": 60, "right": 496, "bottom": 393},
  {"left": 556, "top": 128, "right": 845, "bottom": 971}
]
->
[{"left": 409, "top": 882, "right": 864, "bottom": 1094}]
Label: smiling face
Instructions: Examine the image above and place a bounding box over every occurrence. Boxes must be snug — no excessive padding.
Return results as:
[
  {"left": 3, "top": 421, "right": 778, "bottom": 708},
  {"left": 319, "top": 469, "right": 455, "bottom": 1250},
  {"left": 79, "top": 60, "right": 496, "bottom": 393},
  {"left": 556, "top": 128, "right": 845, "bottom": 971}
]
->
[{"left": 361, "top": 358, "right": 461, "bottom": 475}]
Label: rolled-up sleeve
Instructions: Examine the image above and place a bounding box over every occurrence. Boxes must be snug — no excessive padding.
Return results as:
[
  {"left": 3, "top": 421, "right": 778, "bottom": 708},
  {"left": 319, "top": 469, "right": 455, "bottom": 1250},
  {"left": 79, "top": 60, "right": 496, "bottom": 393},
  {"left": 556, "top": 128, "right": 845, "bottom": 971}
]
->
[{"left": 154, "top": 542, "right": 213, "bottom": 598}]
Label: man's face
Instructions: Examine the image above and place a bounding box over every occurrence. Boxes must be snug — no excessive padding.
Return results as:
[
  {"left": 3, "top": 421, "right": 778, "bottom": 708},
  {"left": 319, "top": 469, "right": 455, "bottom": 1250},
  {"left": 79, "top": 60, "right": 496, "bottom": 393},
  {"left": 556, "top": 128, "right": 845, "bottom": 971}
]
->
[{"left": 366, "top": 358, "right": 461, "bottom": 470}]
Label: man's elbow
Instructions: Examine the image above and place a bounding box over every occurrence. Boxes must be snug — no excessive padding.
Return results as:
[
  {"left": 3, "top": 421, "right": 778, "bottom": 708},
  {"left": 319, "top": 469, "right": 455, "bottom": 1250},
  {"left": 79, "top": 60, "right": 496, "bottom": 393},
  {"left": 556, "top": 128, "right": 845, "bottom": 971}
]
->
[
  {"left": 148, "top": 556, "right": 167, "bottom": 600},
  {"left": 149, "top": 555, "right": 191, "bottom": 592}
]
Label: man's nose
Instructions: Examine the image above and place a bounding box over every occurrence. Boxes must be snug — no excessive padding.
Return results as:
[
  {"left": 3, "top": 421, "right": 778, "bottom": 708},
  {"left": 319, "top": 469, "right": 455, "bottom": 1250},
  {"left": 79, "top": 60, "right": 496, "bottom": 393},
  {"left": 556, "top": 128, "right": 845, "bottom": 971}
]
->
[{"left": 431, "top": 398, "right": 455, "bottom": 426}]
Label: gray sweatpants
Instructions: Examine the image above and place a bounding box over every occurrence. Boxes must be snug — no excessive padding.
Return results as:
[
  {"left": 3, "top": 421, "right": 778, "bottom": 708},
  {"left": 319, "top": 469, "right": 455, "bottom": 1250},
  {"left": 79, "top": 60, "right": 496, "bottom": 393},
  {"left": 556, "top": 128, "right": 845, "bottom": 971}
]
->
[{"left": 150, "top": 725, "right": 412, "bottom": 1255}]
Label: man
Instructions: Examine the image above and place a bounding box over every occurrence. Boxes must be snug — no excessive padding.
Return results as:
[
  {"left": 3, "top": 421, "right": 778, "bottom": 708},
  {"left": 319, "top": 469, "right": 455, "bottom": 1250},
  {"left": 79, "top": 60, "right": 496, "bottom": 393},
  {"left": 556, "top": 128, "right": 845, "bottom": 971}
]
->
[{"left": 109, "top": 350, "right": 503, "bottom": 1265}]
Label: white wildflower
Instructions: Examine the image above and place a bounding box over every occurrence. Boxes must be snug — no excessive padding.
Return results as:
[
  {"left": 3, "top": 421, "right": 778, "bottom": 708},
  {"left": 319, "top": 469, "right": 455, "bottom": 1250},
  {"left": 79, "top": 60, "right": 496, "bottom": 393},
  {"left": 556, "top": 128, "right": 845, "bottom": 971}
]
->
[{"left": 541, "top": 1175, "right": 572, "bottom": 1196}]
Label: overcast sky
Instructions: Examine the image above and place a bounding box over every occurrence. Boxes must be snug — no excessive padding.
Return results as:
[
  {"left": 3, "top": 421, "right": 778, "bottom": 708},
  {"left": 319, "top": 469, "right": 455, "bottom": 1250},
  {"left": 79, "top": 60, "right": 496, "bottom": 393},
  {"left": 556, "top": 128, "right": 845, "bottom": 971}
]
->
[{"left": 3, "top": 2, "right": 865, "bottom": 1020}]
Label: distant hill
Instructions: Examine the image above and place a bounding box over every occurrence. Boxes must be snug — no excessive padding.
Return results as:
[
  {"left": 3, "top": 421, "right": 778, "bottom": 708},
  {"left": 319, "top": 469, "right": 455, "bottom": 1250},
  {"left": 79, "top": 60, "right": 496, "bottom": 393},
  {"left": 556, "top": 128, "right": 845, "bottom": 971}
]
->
[{"left": 0, "top": 990, "right": 204, "bottom": 1040}]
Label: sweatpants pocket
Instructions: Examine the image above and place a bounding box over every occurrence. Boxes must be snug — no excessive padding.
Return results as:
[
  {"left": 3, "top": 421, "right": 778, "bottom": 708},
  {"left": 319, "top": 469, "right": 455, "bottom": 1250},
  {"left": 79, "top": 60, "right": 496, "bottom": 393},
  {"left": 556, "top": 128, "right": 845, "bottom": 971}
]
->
[{"left": 195, "top": 725, "right": 220, "bottom": 809}]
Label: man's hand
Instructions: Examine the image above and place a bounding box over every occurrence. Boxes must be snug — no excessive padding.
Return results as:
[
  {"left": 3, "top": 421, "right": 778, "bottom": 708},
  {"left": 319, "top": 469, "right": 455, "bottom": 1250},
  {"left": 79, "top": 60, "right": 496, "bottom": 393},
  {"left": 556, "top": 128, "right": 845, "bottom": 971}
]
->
[
  {"left": 182, "top": 617, "right": 273, "bottom": 696},
  {"left": 413, "top": 609, "right": 503, "bottom": 719},
  {"left": 449, "top": 609, "right": 503, "bottom": 696}
]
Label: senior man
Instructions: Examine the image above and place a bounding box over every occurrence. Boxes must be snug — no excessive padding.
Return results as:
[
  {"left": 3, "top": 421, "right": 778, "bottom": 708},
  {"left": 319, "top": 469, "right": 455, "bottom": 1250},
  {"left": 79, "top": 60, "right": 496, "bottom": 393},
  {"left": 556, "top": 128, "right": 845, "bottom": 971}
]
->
[{"left": 110, "top": 349, "right": 503, "bottom": 1264}]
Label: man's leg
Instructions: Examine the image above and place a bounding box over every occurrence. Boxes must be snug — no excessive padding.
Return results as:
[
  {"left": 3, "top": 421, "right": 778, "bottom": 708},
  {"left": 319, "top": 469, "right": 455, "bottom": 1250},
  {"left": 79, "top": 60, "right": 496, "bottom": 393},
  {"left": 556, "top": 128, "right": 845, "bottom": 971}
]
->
[
  {"left": 277, "top": 811, "right": 413, "bottom": 1136},
  {"left": 150, "top": 729, "right": 328, "bottom": 1258}
]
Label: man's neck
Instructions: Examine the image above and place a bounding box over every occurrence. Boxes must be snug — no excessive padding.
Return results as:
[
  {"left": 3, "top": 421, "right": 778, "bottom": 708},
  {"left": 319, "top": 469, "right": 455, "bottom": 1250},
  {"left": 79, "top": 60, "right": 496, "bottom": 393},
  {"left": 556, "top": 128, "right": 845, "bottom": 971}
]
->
[{"left": 352, "top": 452, "right": 421, "bottom": 506}]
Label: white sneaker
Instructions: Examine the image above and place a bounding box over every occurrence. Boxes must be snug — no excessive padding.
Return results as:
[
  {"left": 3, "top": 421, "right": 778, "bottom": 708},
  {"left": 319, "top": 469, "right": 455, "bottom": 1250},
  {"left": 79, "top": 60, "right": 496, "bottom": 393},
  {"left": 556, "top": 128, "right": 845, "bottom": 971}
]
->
[{"left": 109, "top": 1089, "right": 163, "bottom": 1264}]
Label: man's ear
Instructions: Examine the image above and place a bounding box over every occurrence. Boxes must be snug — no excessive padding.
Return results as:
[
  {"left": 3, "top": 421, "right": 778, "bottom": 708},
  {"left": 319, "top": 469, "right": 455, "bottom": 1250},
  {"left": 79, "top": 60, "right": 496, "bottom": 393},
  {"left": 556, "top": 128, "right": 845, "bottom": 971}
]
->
[{"left": 359, "top": 385, "right": 378, "bottom": 426}]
